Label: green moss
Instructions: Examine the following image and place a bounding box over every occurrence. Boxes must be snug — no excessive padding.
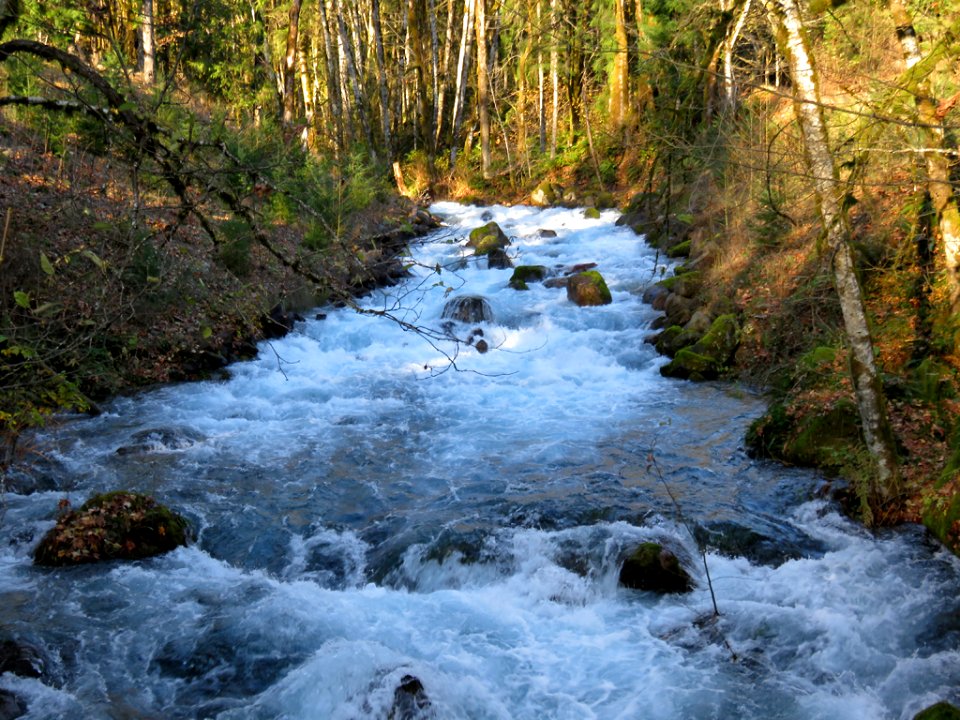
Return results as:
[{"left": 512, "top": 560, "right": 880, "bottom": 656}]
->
[
  {"left": 468, "top": 221, "right": 510, "bottom": 256},
  {"left": 914, "top": 702, "right": 960, "bottom": 720},
  {"left": 584, "top": 207, "right": 601, "bottom": 219},
  {"left": 922, "top": 491, "right": 960, "bottom": 555},
  {"left": 509, "top": 265, "right": 548, "bottom": 290},
  {"left": 667, "top": 240, "right": 691, "bottom": 258},
  {"left": 567, "top": 270, "right": 612, "bottom": 306}
]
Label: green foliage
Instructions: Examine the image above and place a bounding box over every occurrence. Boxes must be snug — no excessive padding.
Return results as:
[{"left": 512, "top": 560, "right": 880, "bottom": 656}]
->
[{"left": 217, "top": 220, "right": 254, "bottom": 277}]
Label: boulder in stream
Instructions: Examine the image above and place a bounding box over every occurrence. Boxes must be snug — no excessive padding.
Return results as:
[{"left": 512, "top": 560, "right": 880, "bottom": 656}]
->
[
  {"left": 566, "top": 270, "right": 612, "bottom": 306},
  {"left": 441, "top": 295, "right": 494, "bottom": 324},
  {"left": 915, "top": 702, "right": 960, "bottom": 720},
  {"left": 467, "top": 221, "right": 511, "bottom": 256},
  {"left": 619, "top": 542, "right": 693, "bottom": 593},
  {"left": 389, "top": 674, "right": 431, "bottom": 720},
  {"left": 509, "top": 265, "right": 549, "bottom": 290},
  {"left": 33, "top": 491, "right": 189, "bottom": 566}
]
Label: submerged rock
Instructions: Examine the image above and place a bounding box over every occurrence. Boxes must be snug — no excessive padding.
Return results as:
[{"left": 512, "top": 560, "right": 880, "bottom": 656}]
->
[
  {"left": 33, "top": 491, "right": 189, "bottom": 566},
  {"left": 441, "top": 295, "right": 494, "bottom": 324},
  {"left": 390, "top": 674, "right": 431, "bottom": 719},
  {"left": 0, "top": 691, "right": 24, "bottom": 720},
  {"left": 509, "top": 265, "right": 549, "bottom": 290},
  {"left": 566, "top": 270, "right": 612, "bottom": 306},
  {"left": 619, "top": 542, "right": 693, "bottom": 594}
]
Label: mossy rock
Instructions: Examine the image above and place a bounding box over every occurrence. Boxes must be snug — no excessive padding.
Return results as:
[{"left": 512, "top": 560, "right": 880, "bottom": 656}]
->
[
  {"left": 666, "top": 240, "right": 691, "bottom": 259},
  {"left": 922, "top": 490, "right": 960, "bottom": 556},
  {"left": 671, "top": 271, "right": 702, "bottom": 299},
  {"left": 915, "top": 702, "right": 960, "bottom": 720},
  {"left": 531, "top": 181, "right": 559, "bottom": 206},
  {"left": 746, "top": 398, "right": 861, "bottom": 472},
  {"left": 596, "top": 191, "right": 616, "bottom": 209},
  {"left": 467, "top": 221, "right": 511, "bottom": 256},
  {"left": 509, "top": 265, "right": 549, "bottom": 290},
  {"left": 584, "top": 207, "right": 601, "bottom": 219},
  {"left": 34, "top": 491, "right": 189, "bottom": 566},
  {"left": 619, "top": 542, "right": 693, "bottom": 593},
  {"left": 567, "top": 270, "right": 612, "bottom": 306},
  {"left": 659, "top": 314, "right": 739, "bottom": 381}
]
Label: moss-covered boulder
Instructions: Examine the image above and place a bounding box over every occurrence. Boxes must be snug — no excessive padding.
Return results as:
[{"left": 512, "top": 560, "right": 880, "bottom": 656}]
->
[
  {"left": 509, "top": 265, "right": 549, "bottom": 290},
  {"left": 922, "top": 482, "right": 960, "bottom": 556},
  {"left": 567, "top": 270, "right": 613, "bottom": 306},
  {"left": 745, "top": 397, "right": 861, "bottom": 472},
  {"left": 619, "top": 542, "right": 693, "bottom": 593},
  {"left": 915, "top": 702, "right": 960, "bottom": 720},
  {"left": 667, "top": 239, "right": 691, "bottom": 259},
  {"left": 467, "top": 221, "right": 511, "bottom": 256},
  {"left": 531, "top": 181, "right": 561, "bottom": 207},
  {"left": 34, "top": 491, "right": 189, "bottom": 566},
  {"left": 584, "top": 207, "right": 601, "bottom": 219},
  {"left": 660, "top": 314, "right": 739, "bottom": 380}
]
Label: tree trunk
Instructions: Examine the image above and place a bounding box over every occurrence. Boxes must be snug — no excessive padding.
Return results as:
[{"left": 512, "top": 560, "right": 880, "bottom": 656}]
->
[
  {"left": 141, "top": 0, "right": 155, "bottom": 84},
  {"left": 549, "top": 0, "right": 559, "bottom": 157},
  {"left": 371, "top": 0, "right": 393, "bottom": 157},
  {"left": 475, "top": 0, "right": 492, "bottom": 178},
  {"left": 722, "top": 0, "right": 752, "bottom": 111},
  {"left": 610, "top": 0, "right": 629, "bottom": 130},
  {"left": 537, "top": 0, "right": 546, "bottom": 153},
  {"left": 317, "top": 0, "right": 344, "bottom": 159},
  {"left": 337, "top": 8, "right": 376, "bottom": 158},
  {"left": 768, "top": 0, "right": 899, "bottom": 511},
  {"left": 888, "top": 0, "right": 960, "bottom": 327},
  {"left": 450, "top": 0, "right": 475, "bottom": 165},
  {"left": 434, "top": 0, "right": 456, "bottom": 147},
  {"left": 283, "top": 0, "right": 303, "bottom": 126}
]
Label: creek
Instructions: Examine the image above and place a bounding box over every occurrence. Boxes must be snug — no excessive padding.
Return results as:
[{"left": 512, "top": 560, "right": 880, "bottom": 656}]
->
[{"left": 2, "top": 202, "right": 959, "bottom": 719}]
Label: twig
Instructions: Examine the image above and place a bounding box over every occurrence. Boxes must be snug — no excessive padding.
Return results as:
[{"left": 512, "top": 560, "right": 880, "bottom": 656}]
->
[{"left": 0, "top": 206, "right": 10, "bottom": 266}]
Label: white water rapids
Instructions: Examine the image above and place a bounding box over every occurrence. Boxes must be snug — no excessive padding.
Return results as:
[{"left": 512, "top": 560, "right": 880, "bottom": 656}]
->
[{"left": 1, "top": 202, "right": 959, "bottom": 719}]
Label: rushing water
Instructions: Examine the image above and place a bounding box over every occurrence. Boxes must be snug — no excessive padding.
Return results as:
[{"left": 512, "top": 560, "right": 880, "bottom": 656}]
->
[{"left": 2, "top": 203, "right": 959, "bottom": 720}]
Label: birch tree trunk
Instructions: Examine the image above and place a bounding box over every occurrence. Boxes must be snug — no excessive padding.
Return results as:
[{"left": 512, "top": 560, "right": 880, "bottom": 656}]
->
[
  {"left": 769, "top": 0, "right": 899, "bottom": 510},
  {"left": 537, "top": 0, "right": 546, "bottom": 153},
  {"left": 450, "top": 0, "right": 475, "bottom": 165},
  {"left": 888, "top": 0, "right": 960, "bottom": 326},
  {"left": 475, "top": 0, "right": 492, "bottom": 178},
  {"left": 371, "top": 0, "right": 393, "bottom": 156},
  {"left": 282, "top": 0, "right": 303, "bottom": 126},
  {"left": 549, "top": 0, "right": 559, "bottom": 157},
  {"left": 141, "top": 0, "right": 155, "bottom": 84},
  {"left": 337, "top": 8, "right": 376, "bottom": 158},
  {"left": 318, "top": 0, "right": 344, "bottom": 158},
  {"left": 434, "top": 0, "right": 456, "bottom": 147},
  {"left": 722, "top": 0, "right": 752, "bottom": 111}
]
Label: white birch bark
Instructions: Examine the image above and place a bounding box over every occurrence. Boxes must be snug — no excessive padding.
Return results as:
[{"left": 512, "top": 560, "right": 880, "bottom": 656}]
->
[{"left": 769, "top": 0, "right": 899, "bottom": 504}]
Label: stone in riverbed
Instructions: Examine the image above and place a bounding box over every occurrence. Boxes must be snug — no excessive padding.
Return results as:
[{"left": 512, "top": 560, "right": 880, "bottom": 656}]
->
[
  {"left": 915, "top": 702, "right": 960, "bottom": 720},
  {"left": 390, "top": 674, "right": 431, "bottom": 720},
  {"left": 619, "top": 542, "right": 693, "bottom": 593},
  {"left": 467, "top": 221, "right": 511, "bottom": 256},
  {"left": 566, "top": 270, "right": 612, "bottom": 306},
  {"left": 33, "top": 491, "right": 189, "bottom": 566},
  {"left": 509, "top": 265, "right": 549, "bottom": 290},
  {"left": 441, "top": 295, "right": 494, "bottom": 324}
]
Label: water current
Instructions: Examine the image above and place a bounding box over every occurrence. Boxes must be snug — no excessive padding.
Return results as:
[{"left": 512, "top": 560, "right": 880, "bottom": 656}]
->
[{"left": 2, "top": 203, "right": 959, "bottom": 719}]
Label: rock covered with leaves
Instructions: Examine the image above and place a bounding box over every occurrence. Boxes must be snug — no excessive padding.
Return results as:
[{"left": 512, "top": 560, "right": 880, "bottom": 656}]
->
[{"left": 33, "top": 491, "right": 188, "bottom": 566}]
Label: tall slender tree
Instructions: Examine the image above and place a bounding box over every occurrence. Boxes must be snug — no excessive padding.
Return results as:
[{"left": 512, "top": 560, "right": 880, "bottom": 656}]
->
[{"left": 767, "top": 0, "right": 899, "bottom": 513}]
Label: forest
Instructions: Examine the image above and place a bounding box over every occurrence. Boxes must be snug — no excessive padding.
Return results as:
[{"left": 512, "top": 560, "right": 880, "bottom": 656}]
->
[{"left": 0, "top": 0, "right": 959, "bottom": 551}]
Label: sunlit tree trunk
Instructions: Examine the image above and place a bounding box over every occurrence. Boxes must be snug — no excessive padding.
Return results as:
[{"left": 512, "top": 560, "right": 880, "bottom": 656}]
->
[
  {"left": 722, "top": 0, "right": 752, "bottom": 111},
  {"left": 768, "top": 0, "right": 899, "bottom": 511},
  {"left": 610, "top": 0, "right": 629, "bottom": 130},
  {"left": 318, "top": 0, "right": 344, "bottom": 158},
  {"left": 450, "top": 0, "right": 475, "bottom": 165},
  {"left": 475, "top": 0, "right": 492, "bottom": 177},
  {"left": 434, "top": 0, "right": 456, "bottom": 147},
  {"left": 549, "top": 0, "right": 559, "bottom": 157},
  {"left": 371, "top": 0, "right": 393, "bottom": 156},
  {"left": 537, "top": 0, "right": 546, "bottom": 153},
  {"left": 888, "top": 0, "right": 960, "bottom": 328},
  {"left": 337, "top": 7, "right": 376, "bottom": 157},
  {"left": 283, "top": 0, "right": 303, "bottom": 125},
  {"left": 141, "top": 0, "right": 155, "bottom": 84}
]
